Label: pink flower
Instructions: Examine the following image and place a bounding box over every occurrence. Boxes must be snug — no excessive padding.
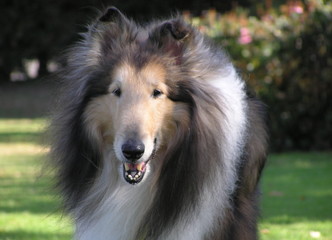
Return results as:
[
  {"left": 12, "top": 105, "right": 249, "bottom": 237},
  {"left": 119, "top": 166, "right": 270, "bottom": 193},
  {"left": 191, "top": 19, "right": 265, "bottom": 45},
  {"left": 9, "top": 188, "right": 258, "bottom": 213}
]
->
[
  {"left": 238, "top": 27, "right": 252, "bottom": 45},
  {"left": 290, "top": 5, "right": 303, "bottom": 14}
]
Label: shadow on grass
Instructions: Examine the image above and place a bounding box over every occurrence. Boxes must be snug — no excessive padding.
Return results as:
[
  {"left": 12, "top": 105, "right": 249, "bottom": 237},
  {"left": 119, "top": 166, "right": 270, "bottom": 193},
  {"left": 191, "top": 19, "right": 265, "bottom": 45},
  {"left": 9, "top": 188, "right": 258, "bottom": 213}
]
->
[
  {"left": 0, "top": 80, "right": 55, "bottom": 119},
  {"left": 0, "top": 132, "right": 42, "bottom": 144},
  {"left": 261, "top": 152, "right": 332, "bottom": 223},
  {"left": 0, "top": 230, "right": 71, "bottom": 240},
  {"left": 261, "top": 194, "right": 332, "bottom": 224}
]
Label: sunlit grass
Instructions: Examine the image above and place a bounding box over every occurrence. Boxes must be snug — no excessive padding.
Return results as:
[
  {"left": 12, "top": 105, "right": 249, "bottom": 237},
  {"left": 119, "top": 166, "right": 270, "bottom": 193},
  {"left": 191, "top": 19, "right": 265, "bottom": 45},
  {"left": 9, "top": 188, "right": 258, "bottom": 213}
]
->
[
  {"left": 260, "top": 221, "right": 332, "bottom": 240},
  {"left": 1, "top": 118, "right": 331, "bottom": 239},
  {"left": 0, "top": 118, "right": 46, "bottom": 132}
]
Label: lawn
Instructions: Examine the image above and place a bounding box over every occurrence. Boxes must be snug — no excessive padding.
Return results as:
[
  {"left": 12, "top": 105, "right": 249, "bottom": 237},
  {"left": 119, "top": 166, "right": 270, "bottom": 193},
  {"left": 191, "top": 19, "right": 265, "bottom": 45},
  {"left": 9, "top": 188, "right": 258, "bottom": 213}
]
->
[
  {"left": 260, "top": 152, "right": 332, "bottom": 240},
  {"left": 0, "top": 119, "right": 72, "bottom": 240},
  {"left": 0, "top": 118, "right": 331, "bottom": 240}
]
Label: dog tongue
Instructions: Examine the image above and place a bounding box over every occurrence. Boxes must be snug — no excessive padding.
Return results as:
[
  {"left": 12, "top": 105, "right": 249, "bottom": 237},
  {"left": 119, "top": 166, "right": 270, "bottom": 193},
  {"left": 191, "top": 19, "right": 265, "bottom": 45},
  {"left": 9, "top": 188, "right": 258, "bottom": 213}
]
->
[{"left": 124, "top": 162, "right": 146, "bottom": 172}]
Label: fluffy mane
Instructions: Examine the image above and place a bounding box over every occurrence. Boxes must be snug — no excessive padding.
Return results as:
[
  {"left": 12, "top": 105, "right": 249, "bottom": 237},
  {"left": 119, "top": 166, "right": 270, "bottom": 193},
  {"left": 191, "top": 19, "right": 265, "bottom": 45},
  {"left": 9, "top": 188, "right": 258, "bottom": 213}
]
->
[{"left": 50, "top": 7, "right": 268, "bottom": 240}]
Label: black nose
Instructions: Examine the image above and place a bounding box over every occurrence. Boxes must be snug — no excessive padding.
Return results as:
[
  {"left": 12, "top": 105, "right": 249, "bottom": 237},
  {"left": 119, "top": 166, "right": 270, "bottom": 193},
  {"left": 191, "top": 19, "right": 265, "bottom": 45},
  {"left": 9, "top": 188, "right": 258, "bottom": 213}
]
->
[{"left": 121, "top": 139, "right": 145, "bottom": 161}]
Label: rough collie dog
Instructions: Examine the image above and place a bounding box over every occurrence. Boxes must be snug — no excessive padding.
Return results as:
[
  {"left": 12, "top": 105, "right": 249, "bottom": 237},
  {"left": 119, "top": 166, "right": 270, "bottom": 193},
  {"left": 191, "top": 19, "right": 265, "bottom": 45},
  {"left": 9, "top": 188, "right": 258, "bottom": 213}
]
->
[{"left": 50, "top": 7, "right": 268, "bottom": 240}]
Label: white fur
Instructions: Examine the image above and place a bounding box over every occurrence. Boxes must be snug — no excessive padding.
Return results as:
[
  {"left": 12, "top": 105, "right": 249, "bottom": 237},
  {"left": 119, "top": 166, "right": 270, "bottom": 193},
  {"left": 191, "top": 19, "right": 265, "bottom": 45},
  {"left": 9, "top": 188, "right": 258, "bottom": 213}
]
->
[
  {"left": 157, "top": 67, "right": 248, "bottom": 240},
  {"left": 209, "top": 66, "right": 248, "bottom": 161},
  {"left": 75, "top": 148, "right": 155, "bottom": 240}
]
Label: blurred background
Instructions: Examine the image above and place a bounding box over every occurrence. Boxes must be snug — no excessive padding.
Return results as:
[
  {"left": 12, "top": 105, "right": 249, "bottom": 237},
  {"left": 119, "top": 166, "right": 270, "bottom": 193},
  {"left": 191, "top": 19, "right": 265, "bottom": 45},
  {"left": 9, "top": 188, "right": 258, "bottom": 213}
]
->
[{"left": 0, "top": 0, "right": 331, "bottom": 239}]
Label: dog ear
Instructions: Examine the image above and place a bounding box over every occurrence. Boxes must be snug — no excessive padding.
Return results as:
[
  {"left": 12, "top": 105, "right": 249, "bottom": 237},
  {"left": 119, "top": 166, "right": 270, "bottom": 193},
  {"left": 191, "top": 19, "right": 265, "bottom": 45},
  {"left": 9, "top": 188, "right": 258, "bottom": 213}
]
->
[
  {"left": 94, "top": 7, "right": 135, "bottom": 59},
  {"left": 99, "top": 7, "right": 128, "bottom": 23},
  {"left": 160, "top": 20, "right": 190, "bottom": 41},
  {"left": 151, "top": 19, "right": 192, "bottom": 64}
]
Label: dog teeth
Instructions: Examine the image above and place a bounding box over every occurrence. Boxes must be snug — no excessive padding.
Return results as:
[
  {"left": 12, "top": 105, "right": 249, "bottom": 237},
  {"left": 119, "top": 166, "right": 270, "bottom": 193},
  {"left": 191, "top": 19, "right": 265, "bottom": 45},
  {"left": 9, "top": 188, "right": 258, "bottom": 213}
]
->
[
  {"left": 124, "top": 165, "right": 145, "bottom": 182},
  {"left": 125, "top": 172, "right": 142, "bottom": 181},
  {"left": 124, "top": 163, "right": 130, "bottom": 171},
  {"left": 136, "top": 163, "right": 143, "bottom": 171}
]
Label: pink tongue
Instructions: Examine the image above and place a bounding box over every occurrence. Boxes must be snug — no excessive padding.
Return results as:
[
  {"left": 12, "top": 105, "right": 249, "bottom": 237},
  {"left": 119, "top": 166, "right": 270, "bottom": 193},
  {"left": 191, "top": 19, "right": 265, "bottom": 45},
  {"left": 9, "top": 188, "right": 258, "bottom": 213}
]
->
[
  {"left": 128, "top": 163, "right": 137, "bottom": 170},
  {"left": 126, "top": 162, "right": 146, "bottom": 171}
]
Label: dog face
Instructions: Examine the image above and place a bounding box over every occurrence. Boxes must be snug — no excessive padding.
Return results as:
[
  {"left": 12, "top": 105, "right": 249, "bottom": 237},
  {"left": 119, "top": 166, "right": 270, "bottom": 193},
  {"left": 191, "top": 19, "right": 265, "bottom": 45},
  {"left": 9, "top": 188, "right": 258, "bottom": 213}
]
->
[
  {"left": 79, "top": 7, "right": 195, "bottom": 185},
  {"left": 84, "top": 61, "right": 176, "bottom": 184}
]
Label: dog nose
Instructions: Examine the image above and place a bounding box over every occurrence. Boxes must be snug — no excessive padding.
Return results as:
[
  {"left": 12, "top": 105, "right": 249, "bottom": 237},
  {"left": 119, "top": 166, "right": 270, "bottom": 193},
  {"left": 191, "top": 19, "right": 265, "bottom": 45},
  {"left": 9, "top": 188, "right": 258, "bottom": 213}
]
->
[{"left": 121, "top": 139, "right": 145, "bottom": 161}]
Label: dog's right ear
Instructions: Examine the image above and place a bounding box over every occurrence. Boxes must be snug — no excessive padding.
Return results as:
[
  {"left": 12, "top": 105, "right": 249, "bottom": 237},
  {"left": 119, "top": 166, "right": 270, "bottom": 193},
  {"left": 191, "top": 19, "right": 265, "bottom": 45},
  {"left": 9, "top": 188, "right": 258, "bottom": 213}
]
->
[
  {"left": 160, "top": 21, "right": 190, "bottom": 41},
  {"left": 150, "top": 19, "right": 192, "bottom": 65},
  {"left": 99, "top": 7, "right": 128, "bottom": 23}
]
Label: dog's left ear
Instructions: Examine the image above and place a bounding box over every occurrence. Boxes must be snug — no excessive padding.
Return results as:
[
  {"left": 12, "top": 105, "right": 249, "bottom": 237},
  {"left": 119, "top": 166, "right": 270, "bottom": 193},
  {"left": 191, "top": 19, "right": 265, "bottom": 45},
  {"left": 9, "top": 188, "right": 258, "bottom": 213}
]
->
[
  {"left": 99, "top": 7, "right": 128, "bottom": 23},
  {"left": 151, "top": 19, "right": 192, "bottom": 64}
]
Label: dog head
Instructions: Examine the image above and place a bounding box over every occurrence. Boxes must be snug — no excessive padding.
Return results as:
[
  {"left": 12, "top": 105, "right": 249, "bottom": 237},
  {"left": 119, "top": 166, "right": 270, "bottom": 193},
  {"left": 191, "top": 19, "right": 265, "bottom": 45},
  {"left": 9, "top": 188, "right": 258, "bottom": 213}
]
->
[{"left": 82, "top": 7, "right": 193, "bottom": 184}]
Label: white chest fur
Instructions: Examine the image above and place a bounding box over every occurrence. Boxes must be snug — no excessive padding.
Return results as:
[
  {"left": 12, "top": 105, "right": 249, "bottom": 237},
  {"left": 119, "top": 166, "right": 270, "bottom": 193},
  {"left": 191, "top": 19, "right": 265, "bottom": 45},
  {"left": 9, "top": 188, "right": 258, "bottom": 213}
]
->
[{"left": 75, "top": 150, "right": 155, "bottom": 240}]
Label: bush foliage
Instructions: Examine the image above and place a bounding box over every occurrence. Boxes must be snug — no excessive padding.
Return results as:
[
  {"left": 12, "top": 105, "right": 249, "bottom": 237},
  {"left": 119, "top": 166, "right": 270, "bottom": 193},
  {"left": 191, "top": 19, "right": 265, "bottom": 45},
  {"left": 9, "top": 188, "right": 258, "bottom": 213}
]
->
[{"left": 191, "top": 0, "right": 332, "bottom": 150}]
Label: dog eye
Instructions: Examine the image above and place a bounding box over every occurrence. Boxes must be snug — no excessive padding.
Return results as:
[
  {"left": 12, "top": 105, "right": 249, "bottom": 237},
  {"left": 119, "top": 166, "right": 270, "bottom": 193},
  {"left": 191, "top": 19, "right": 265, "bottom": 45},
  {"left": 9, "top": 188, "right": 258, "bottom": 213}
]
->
[
  {"left": 152, "top": 89, "right": 163, "bottom": 98},
  {"left": 112, "top": 88, "right": 121, "bottom": 97}
]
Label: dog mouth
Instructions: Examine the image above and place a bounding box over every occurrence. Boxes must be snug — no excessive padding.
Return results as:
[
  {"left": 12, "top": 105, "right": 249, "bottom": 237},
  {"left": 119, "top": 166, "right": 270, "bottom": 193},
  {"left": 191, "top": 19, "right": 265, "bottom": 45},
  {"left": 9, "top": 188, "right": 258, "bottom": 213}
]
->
[
  {"left": 122, "top": 138, "right": 157, "bottom": 185},
  {"left": 123, "top": 161, "right": 149, "bottom": 184}
]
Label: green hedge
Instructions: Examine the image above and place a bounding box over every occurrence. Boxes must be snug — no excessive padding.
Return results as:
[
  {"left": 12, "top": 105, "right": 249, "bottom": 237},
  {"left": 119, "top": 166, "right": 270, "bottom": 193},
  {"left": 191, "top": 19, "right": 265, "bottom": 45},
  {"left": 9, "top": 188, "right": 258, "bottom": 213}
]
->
[{"left": 192, "top": 2, "right": 332, "bottom": 150}]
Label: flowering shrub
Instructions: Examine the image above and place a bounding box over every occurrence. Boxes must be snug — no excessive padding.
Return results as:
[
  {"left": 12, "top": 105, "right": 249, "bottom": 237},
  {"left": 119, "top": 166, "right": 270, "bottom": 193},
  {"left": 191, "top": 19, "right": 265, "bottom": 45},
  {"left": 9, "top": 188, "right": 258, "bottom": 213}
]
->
[{"left": 187, "top": 0, "right": 332, "bottom": 151}]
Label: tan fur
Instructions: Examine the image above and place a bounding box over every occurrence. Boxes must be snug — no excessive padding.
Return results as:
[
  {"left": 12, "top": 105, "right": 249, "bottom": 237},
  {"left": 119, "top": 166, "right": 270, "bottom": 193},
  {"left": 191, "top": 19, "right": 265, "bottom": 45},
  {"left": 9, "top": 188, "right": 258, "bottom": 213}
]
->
[{"left": 84, "top": 61, "right": 178, "bottom": 159}]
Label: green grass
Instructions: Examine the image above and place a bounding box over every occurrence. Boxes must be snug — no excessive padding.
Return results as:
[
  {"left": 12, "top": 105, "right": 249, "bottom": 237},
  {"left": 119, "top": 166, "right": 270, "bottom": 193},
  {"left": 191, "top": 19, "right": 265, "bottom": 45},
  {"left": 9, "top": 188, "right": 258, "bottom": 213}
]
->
[
  {"left": 0, "top": 119, "right": 72, "bottom": 240},
  {"left": 0, "top": 118, "right": 331, "bottom": 240},
  {"left": 260, "top": 152, "right": 332, "bottom": 240}
]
